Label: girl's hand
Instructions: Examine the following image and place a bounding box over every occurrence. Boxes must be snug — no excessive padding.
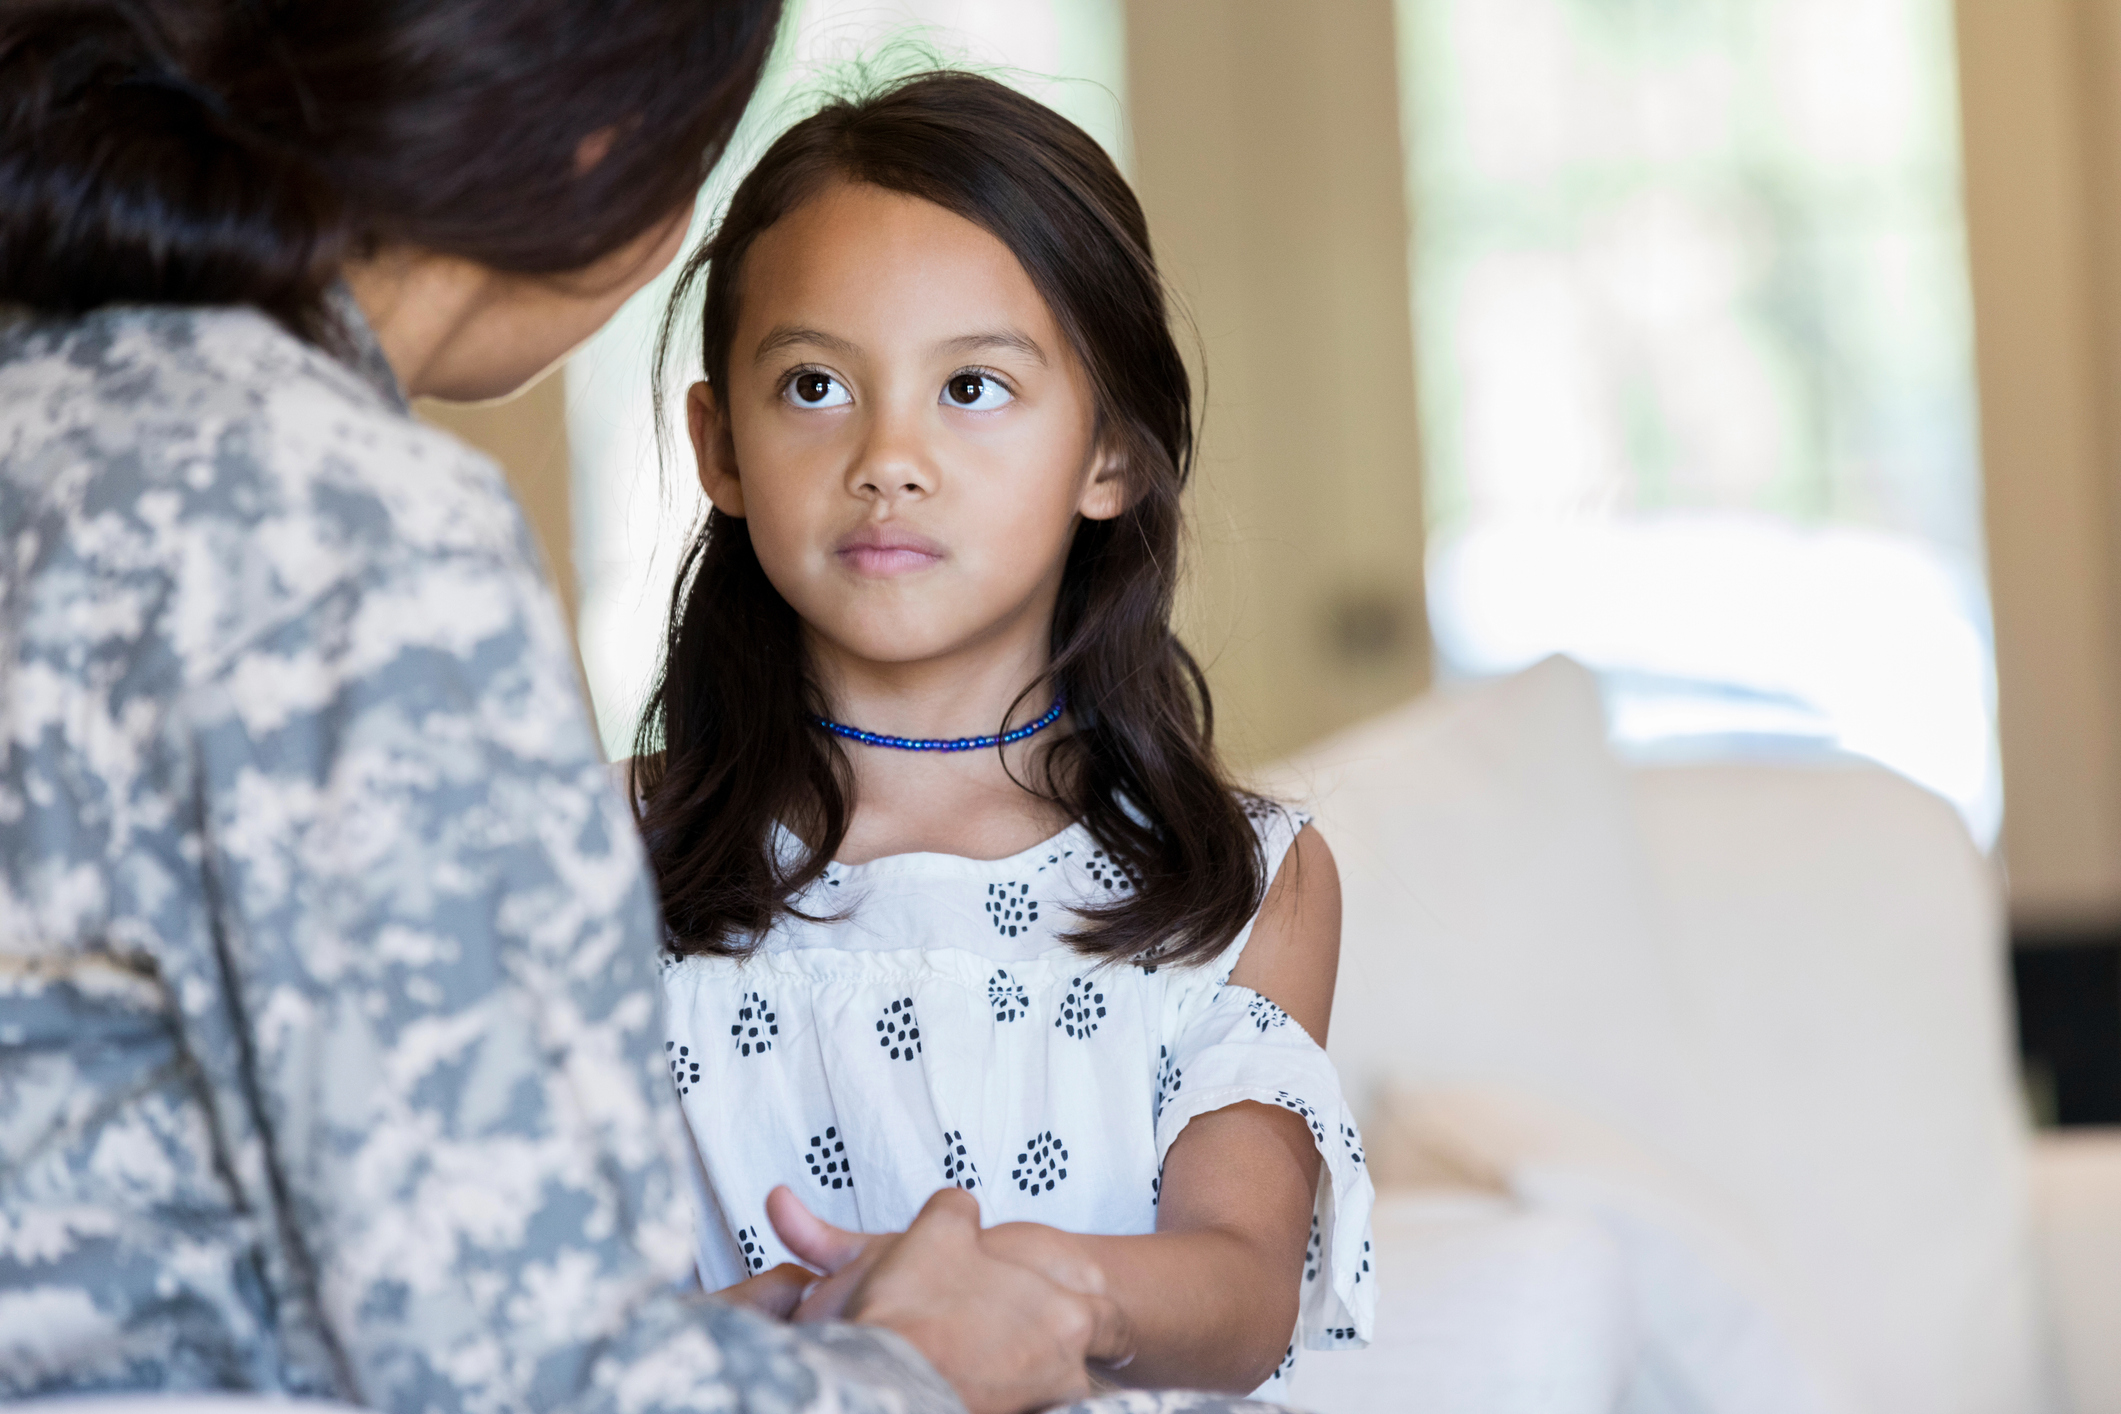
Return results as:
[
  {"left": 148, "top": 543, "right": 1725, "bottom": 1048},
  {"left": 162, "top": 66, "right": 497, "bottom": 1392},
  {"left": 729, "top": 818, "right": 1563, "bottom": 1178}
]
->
[
  {"left": 979, "top": 1222, "right": 1120, "bottom": 1319},
  {"left": 763, "top": 1183, "right": 883, "bottom": 1320},
  {"left": 765, "top": 1186, "right": 1134, "bottom": 1366},
  {"left": 771, "top": 1186, "right": 1134, "bottom": 1414},
  {"left": 709, "top": 1260, "right": 815, "bottom": 1319}
]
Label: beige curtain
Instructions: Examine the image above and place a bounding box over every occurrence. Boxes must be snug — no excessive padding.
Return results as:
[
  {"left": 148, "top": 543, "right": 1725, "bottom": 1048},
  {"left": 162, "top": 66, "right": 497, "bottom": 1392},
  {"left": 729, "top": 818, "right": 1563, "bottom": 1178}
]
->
[{"left": 1126, "top": 0, "right": 1431, "bottom": 769}]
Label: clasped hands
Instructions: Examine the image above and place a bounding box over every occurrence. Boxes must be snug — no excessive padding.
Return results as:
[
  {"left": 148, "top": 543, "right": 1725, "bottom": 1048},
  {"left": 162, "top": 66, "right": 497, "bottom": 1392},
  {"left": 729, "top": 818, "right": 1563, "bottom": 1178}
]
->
[{"left": 717, "top": 1184, "right": 1137, "bottom": 1414}]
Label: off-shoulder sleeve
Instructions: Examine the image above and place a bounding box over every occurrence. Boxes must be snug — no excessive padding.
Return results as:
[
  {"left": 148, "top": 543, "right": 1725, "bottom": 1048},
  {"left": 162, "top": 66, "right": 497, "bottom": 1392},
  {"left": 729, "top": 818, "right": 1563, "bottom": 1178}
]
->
[
  {"left": 1154, "top": 983, "right": 1376, "bottom": 1351},
  {"left": 1153, "top": 803, "right": 1376, "bottom": 1351}
]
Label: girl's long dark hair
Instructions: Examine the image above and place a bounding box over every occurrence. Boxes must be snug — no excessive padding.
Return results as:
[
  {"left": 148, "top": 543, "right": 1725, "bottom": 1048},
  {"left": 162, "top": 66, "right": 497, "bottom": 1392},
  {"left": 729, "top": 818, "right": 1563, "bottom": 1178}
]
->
[
  {"left": 0, "top": 0, "right": 781, "bottom": 344},
  {"left": 635, "top": 70, "right": 1267, "bottom": 968}
]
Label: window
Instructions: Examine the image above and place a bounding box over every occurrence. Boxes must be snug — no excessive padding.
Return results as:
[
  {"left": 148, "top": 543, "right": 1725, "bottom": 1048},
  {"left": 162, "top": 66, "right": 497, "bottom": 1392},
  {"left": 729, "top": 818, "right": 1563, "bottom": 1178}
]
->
[{"left": 1399, "top": 0, "right": 1998, "bottom": 841}]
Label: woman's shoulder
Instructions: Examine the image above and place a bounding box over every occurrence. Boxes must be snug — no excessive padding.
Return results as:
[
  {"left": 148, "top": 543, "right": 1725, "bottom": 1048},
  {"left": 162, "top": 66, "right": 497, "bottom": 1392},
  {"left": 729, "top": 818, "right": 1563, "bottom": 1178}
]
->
[
  {"left": 4, "top": 299, "right": 395, "bottom": 438},
  {"left": 7, "top": 300, "right": 511, "bottom": 518},
  {"left": 1, "top": 302, "right": 545, "bottom": 679}
]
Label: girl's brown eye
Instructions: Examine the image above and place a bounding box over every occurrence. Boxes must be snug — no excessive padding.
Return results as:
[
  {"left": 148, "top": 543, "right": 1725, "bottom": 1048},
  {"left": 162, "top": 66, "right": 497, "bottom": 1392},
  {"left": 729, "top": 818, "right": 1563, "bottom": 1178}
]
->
[
  {"left": 784, "top": 371, "right": 850, "bottom": 408},
  {"left": 943, "top": 371, "right": 1012, "bottom": 410}
]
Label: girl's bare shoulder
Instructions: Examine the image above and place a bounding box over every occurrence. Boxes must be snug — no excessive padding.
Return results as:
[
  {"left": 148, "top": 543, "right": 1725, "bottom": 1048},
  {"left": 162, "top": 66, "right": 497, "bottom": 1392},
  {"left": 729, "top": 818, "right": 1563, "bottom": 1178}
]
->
[{"left": 1225, "top": 823, "right": 1341, "bottom": 1042}]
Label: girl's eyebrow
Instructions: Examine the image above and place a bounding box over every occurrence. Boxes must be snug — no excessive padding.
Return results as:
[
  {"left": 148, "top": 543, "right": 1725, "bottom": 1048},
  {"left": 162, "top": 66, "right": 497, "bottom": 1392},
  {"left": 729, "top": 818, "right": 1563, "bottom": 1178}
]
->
[
  {"left": 751, "top": 325, "right": 1047, "bottom": 365},
  {"left": 935, "top": 330, "right": 1047, "bottom": 364},
  {"left": 753, "top": 325, "right": 860, "bottom": 363}
]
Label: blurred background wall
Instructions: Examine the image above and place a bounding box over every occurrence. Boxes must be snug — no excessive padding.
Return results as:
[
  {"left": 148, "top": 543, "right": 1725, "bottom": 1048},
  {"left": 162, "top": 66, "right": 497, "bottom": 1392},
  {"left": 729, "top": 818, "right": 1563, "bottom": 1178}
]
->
[
  {"left": 1127, "top": 0, "right": 1430, "bottom": 762},
  {"left": 432, "top": 1, "right": 2121, "bottom": 1057},
  {"left": 1958, "top": 0, "right": 2121, "bottom": 933}
]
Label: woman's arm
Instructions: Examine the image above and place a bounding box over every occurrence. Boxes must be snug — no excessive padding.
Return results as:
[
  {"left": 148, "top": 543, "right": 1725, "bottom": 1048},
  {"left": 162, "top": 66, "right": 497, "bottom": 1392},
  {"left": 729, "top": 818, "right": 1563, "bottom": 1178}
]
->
[{"left": 784, "top": 827, "right": 1343, "bottom": 1393}]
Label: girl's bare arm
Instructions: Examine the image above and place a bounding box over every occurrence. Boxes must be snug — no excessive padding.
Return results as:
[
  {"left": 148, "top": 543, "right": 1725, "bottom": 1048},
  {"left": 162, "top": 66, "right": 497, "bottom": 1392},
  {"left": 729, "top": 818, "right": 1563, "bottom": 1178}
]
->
[{"left": 981, "top": 825, "right": 1342, "bottom": 1392}]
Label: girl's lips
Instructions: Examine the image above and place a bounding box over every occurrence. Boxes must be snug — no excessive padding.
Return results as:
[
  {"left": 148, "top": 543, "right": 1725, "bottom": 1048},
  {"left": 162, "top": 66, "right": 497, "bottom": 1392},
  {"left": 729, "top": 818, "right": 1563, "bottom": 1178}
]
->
[
  {"left": 840, "top": 546, "right": 943, "bottom": 575},
  {"left": 835, "top": 529, "right": 945, "bottom": 577}
]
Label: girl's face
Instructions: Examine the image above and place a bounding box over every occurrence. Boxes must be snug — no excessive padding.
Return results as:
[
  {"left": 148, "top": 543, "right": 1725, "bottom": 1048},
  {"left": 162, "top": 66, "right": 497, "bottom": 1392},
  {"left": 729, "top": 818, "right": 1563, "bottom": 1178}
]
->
[{"left": 688, "top": 181, "right": 1125, "bottom": 680}]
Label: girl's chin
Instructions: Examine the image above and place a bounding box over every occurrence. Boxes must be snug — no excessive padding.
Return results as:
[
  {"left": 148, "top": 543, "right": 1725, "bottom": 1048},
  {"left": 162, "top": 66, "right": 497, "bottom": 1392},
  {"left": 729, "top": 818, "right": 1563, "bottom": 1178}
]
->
[{"left": 804, "top": 621, "right": 1017, "bottom": 673}]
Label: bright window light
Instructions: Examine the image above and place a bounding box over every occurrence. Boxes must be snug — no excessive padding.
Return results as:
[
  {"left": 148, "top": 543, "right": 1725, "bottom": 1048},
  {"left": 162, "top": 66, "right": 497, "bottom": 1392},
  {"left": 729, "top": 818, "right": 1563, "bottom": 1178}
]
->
[{"left": 1398, "top": 0, "right": 1999, "bottom": 844}]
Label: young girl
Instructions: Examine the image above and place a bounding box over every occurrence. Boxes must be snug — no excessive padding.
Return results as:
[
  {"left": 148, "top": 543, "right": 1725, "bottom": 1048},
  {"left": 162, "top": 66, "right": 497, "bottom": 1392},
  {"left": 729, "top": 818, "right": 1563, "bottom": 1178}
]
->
[{"left": 633, "top": 71, "right": 1374, "bottom": 1397}]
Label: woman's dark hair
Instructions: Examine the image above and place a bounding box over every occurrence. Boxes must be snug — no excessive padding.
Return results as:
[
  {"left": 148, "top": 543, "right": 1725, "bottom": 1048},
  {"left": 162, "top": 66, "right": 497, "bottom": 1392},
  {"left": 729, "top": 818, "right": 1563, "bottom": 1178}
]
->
[
  {"left": 634, "top": 70, "right": 1269, "bottom": 968},
  {"left": 0, "top": 0, "right": 783, "bottom": 344}
]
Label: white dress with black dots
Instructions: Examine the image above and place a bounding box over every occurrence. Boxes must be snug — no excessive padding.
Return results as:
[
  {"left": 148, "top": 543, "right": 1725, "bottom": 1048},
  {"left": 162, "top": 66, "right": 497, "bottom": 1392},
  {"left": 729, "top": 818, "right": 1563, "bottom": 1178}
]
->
[{"left": 660, "top": 803, "right": 1375, "bottom": 1395}]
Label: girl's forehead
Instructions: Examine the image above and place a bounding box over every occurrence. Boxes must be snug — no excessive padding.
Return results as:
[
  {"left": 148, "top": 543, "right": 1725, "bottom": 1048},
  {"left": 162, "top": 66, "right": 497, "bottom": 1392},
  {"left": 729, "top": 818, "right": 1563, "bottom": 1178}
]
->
[{"left": 734, "top": 181, "right": 1060, "bottom": 351}]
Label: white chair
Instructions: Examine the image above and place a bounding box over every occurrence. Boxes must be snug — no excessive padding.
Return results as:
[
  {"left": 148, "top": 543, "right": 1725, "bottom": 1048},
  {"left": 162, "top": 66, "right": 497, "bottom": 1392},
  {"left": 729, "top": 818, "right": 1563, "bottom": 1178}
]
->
[{"left": 1269, "top": 657, "right": 2120, "bottom": 1414}]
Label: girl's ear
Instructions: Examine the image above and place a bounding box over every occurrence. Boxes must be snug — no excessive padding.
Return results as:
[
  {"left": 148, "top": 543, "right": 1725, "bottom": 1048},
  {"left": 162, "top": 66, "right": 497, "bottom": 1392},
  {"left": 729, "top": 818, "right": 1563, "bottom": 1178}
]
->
[
  {"left": 688, "top": 380, "right": 746, "bottom": 518},
  {"left": 1077, "top": 445, "right": 1130, "bottom": 522}
]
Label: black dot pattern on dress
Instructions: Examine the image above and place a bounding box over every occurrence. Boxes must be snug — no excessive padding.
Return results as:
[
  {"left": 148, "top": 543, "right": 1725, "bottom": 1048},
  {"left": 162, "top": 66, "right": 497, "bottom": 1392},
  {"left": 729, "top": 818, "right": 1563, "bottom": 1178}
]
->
[
  {"left": 1082, "top": 849, "right": 1138, "bottom": 896},
  {"left": 1304, "top": 1215, "right": 1322, "bottom": 1282},
  {"left": 1248, "top": 994, "right": 1292, "bottom": 1032},
  {"left": 1357, "top": 1236, "right": 1371, "bottom": 1283},
  {"left": 1154, "top": 1045, "right": 1183, "bottom": 1126},
  {"left": 1324, "top": 1326, "right": 1360, "bottom": 1345},
  {"left": 1151, "top": 1164, "right": 1162, "bottom": 1208},
  {"left": 941, "top": 1129, "right": 979, "bottom": 1190},
  {"left": 1055, "top": 976, "right": 1106, "bottom": 1039},
  {"left": 735, "top": 1224, "right": 768, "bottom": 1275},
  {"left": 875, "top": 996, "right": 921, "bottom": 1061},
  {"left": 984, "top": 881, "right": 1040, "bottom": 937},
  {"left": 1011, "top": 1130, "right": 1069, "bottom": 1195},
  {"left": 1273, "top": 1090, "right": 1328, "bottom": 1146},
  {"left": 664, "top": 1041, "right": 699, "bottom": 1096},
  {"left": 804, "top": 1126, "right": 853, "bottom": 1190},
  {"left": 731, "top": 990, "right": 778, "bottom": 1057},
  {"left": 1341, "top": 1122, "right": 1366, "bottom": 1166},
  {"left": 987, "top": 969, "right": 1030, "bottom": 1023},
  {"left": 1276, "top": 1343, "right": 1297, "bottom": 1378}
]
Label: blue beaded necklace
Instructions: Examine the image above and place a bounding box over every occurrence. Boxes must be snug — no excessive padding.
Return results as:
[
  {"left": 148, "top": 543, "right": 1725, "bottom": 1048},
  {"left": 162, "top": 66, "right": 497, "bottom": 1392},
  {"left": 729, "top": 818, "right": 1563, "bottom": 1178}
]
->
[{"left": 815, "top": 694, "right": 1067, "bottom": 753}]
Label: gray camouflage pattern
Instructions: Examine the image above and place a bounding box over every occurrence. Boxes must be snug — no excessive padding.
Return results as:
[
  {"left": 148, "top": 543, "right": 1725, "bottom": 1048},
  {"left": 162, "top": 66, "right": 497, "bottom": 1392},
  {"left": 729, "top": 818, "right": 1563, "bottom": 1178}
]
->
[
  {"left": 1053, "top": 1398, "right": 1291, "bottom": 1414},
  {"left": 0, "top": 299, "right": 970, "bottom": 1414}
]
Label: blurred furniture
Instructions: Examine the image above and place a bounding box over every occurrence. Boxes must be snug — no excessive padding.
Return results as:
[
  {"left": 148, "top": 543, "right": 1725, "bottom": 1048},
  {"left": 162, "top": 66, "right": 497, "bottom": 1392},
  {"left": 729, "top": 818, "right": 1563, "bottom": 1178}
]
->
[{"left": 1267, "top": 657, "right": 2121, "bottom": 1414}]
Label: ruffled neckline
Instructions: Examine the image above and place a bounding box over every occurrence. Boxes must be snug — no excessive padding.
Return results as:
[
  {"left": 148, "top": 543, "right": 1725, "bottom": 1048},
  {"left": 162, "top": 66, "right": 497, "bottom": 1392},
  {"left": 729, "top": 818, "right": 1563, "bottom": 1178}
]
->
[{"left": 801, "top": 820, "right": 1095, "bottom": 882}]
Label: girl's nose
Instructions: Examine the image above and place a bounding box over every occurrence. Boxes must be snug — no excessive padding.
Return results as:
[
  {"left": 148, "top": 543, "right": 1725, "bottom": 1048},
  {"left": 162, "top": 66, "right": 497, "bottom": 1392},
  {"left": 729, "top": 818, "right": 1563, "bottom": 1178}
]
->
[{"left": 847, "top": 410, "right": 937, "bottom": 503}]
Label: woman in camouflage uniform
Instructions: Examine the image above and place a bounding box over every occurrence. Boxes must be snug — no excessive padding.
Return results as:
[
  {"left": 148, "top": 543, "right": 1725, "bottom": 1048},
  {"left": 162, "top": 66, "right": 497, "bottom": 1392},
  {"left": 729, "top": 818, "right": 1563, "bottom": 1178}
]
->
[{"left": 0, "top": 4, "right": 1248, "bottom": 1413}]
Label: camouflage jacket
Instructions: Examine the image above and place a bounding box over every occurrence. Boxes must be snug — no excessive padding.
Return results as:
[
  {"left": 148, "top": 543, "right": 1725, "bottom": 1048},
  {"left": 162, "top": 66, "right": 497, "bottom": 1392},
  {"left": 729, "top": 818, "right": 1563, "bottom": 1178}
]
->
[{"left": 0, "top": 298, "right": 965, "bottom": 1414}]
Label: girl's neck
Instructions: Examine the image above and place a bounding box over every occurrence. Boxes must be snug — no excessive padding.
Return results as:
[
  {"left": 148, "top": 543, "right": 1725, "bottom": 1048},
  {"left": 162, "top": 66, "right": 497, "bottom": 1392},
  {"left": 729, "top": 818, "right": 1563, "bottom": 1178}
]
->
[
  {"left": 806, "top": 625, "right": 1059, "bottom": 742},
  {"left": 806, "top": 631, "right": 1075, "bottom": 867}
]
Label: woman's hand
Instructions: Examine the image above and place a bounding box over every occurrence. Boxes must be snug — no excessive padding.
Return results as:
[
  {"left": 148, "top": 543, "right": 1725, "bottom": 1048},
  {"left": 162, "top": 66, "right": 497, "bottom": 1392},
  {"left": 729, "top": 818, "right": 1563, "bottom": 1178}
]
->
[
  {"left": 762, "top": 1184, "right": 876, "bottom": 1319},
  {"left": 766, "top": 1187, "right": 1117, "bottom": 1326},
  {"left": 765, "top": 1185, "right": 1136, "bottom": 1413},
  {"left": 710, "top": 1260, "right": 815, "bottom": 1319}
]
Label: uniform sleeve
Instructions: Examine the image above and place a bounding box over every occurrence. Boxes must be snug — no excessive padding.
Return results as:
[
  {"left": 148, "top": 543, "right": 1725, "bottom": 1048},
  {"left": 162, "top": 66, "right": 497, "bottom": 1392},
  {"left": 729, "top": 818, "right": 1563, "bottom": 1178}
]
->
[
  {"left": 1154, "top": 804, "right": 1377, "bottom": 1352},
  {"left": 182, "top": 475, "right": 962, "bottom": 1414}
]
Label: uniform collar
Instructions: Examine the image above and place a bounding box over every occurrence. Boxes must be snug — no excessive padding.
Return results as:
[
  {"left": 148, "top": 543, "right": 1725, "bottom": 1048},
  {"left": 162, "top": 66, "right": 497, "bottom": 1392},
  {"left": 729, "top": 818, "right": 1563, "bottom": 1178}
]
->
[{"left": 326, "top": 282, "right": 410, "bottom": 415}]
